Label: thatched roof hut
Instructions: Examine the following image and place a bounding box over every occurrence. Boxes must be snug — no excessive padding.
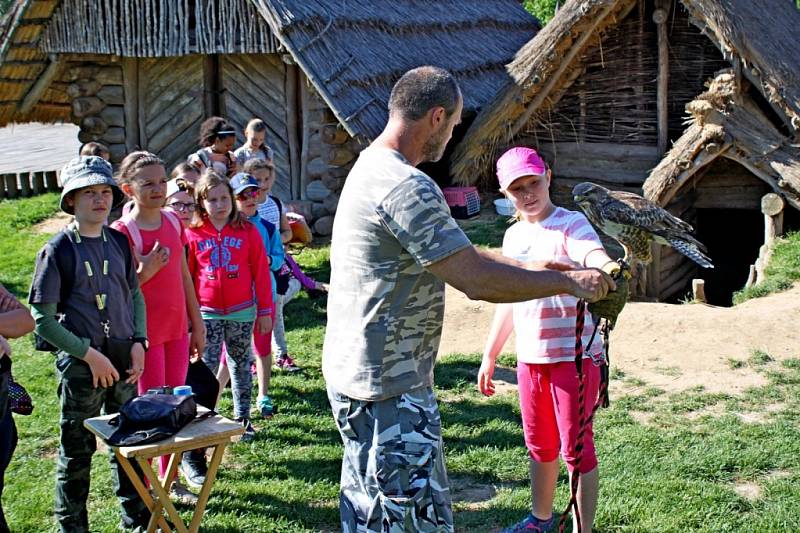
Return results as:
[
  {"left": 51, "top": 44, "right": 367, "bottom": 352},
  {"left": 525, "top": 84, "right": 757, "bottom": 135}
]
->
[
  {"left": 451, "top": 0, "right": 799, "bottom": 187},
  {"left": 643, "top": 72, "right": 800, "bottom": 211},
  {"left": 449, "top": 0, "right": 800, "bottom": 305},
  {"left": 0, "top": 0, "right": 537, "bottom": 231}
]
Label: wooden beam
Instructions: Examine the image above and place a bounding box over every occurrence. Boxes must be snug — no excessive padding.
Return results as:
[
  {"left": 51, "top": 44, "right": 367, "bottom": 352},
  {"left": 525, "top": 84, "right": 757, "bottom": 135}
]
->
[
  {"left": 18, "top": 54, "right": 61, "bottom": 115},
  {"left": 122, "top": 58, "right": 140, "bottom": 152},
  {"left": 654, "top": 1, "right": 670, "bottom": 155},
  {"left": 299, "top": 76, "right": 312, "bottom": 201},
  {"left": 284, "top": 63, "right": 301, "bottom": 200}
]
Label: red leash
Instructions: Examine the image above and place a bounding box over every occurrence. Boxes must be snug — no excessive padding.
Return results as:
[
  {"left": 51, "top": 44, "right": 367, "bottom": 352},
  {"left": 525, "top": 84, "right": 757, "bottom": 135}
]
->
[{"left": 557, "top": 299, "right": 608, "bottom": 533}]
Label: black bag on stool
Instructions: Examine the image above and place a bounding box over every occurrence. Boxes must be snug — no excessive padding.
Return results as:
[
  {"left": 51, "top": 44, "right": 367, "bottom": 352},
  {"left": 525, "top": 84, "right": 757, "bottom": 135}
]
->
[{"left": 107, "top": 394, "right": 197, "bottom": 446}]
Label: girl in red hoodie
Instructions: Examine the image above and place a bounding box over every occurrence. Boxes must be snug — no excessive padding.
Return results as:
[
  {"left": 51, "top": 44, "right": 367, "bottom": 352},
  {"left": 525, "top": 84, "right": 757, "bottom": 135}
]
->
[{"left": 185, "top": 170, "right": 273, "bottom": 441}]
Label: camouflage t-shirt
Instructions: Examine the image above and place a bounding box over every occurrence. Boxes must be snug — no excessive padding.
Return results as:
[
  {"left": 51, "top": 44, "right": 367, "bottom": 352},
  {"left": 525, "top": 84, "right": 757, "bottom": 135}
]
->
[{"left": 322, "top": 147, "right": 471, "bottom": 401}]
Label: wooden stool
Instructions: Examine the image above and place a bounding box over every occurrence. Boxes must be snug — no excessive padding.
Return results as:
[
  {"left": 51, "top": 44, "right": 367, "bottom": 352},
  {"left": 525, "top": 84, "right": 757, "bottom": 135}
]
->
[{"left": 85, "top": 408, "right": 243, "bottom": 533}]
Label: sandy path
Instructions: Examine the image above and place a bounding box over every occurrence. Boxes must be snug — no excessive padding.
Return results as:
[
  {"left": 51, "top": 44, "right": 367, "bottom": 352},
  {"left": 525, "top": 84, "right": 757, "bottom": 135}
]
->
[{"left": 439, "top": 283, "right": 800, "bottom": 394}]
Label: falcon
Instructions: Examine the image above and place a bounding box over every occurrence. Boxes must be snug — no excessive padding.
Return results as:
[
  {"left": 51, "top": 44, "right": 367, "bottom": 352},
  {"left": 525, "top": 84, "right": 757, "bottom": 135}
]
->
[{"left": 572, "top": 182, "right": 713, "bottom": 269}]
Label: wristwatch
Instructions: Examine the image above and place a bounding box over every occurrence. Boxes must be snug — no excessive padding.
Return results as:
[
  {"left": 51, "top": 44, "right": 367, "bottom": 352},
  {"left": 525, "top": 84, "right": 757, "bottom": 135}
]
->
[{"left": 132, "top": 337, "right": 150, "bottom": 352}]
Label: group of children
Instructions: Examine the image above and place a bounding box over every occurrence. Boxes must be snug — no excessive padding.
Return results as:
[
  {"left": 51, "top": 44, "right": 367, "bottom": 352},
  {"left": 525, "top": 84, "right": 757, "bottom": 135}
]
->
[{"left": 24, "top": 116, "right": 325, "bottom": 532}]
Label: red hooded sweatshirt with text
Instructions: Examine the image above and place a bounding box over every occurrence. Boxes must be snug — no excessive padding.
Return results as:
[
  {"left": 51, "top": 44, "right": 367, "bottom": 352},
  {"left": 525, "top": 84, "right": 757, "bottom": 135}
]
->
[{"left": 185, "top": 218, "right": 273, "bottom": 317}]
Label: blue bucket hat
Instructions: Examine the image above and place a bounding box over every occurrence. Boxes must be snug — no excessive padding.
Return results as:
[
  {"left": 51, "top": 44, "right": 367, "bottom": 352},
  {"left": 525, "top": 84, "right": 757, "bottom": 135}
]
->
[
  {"left": 59, "top": 156, "right": 125, "bottom": 214},
  {"left": 229, "top": 172, "right": 258, "bottom": 195}
]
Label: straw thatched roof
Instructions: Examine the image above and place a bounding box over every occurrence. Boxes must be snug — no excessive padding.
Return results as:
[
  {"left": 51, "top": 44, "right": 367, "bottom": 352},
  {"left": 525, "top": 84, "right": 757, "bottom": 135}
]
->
[
  {"left": 0, "top": 0, "right": 539, "bottom": 136},
  {"left": 450, "top": 0, "right": 800, "bottom": 186},
  {"left": 249, "top": 0, "right": 539, "bottom": 141},
  {"left": 643, "top": 71, "right": 800, "bottom": 210}
]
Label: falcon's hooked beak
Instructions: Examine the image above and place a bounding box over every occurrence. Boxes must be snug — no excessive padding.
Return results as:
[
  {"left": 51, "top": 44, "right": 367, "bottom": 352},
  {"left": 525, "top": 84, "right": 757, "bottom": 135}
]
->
[{"left": 573, "top": 193, "right": 585, "bottom": 203}]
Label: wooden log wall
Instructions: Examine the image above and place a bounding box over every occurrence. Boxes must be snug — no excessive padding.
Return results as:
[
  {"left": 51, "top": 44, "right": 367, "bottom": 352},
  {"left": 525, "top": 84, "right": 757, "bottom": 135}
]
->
[
  {"left": 296, "top": 80, "right": 367, "bottom": 236},
  {"left": 63, "top": 57, "right": 127, "bottom": 163}
]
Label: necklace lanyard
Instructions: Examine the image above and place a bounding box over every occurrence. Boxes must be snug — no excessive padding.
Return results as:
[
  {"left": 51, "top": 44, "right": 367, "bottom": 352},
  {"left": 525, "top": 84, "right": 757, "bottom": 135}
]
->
[{"left": 69, "top": 225, "right": 112, "bottom": 337}]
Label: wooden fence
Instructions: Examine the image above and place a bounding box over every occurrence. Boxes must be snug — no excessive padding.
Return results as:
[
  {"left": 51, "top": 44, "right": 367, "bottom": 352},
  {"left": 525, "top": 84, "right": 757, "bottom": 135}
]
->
[{"left": 0, "top": 171, "right": 61, "bottom": 199}]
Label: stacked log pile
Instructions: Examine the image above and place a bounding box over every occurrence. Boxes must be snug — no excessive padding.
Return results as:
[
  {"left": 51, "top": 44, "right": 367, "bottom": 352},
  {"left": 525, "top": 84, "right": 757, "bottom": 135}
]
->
[
  {"left": 66, "top": 59, "right": 126, "bottom": 162},
  {"left": 297, "top": 85, "right": 367, "bottom": 236}
]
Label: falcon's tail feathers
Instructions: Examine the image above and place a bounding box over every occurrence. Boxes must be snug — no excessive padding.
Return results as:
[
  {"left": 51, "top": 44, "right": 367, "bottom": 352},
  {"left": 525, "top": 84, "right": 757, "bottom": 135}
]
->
[{"left": 668, "top": 238, "right": 714, "bottom": 268}]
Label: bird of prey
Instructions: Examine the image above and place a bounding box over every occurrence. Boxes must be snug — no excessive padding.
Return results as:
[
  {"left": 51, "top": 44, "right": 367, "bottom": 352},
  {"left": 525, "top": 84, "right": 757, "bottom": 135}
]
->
[{"left": 572, "top": 182, "right": 713, "bottom": 269}]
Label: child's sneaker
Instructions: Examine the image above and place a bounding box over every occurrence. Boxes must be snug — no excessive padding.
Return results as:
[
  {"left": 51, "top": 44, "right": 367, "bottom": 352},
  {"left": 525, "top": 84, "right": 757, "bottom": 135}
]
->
[
  {"left": 170, "top": 481, "right": 199, "bottom": 505},
  {"left": 180, "top": 451, "right": 208, "bottom": 489},
  {"left": 236, "top": 417, "right": 257, "bottom": 442},
  {"left": 501, "top": 512, "right": 556, "bottom": 533},
  {"left": 274, "top": 354, "right": 300, "bottom": 372},
  {"left": 258, "top": 395, "right": 277, "bottom": 418}
]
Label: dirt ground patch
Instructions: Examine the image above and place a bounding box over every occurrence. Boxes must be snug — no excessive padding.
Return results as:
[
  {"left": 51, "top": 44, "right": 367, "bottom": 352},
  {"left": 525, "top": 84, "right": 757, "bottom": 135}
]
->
[
  {"left": 439, "top": 283, "right": 800, "bottom": 395},
  {"left": 31, "top": 211, "right": 72, "bottom": 234}
]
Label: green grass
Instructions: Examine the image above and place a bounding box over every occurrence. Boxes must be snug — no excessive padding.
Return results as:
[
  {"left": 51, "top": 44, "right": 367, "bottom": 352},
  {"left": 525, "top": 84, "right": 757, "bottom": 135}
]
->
[
  {"left": 733, "top": 231, "right": 800, "bottom": 304},
  {"left": 4, "top": 195, "right": 800, "bottom": 532}
]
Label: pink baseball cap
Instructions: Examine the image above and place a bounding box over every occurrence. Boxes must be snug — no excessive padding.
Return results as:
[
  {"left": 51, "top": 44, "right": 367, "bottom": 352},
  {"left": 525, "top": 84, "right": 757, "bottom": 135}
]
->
[{"left": 496, "top": 147, "right": 548, "bottom": 189}]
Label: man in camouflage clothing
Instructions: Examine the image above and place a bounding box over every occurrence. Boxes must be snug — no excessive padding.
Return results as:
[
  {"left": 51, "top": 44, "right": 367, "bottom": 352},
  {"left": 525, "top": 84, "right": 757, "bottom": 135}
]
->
[{"left": 323, "top": 66, "right": 614, "bottom": 532}]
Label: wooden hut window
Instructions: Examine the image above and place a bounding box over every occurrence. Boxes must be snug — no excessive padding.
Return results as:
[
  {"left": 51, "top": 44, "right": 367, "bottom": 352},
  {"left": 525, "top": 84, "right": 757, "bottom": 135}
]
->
[{"left": 527, "top": 1, "right": 659, "bottom": 145}]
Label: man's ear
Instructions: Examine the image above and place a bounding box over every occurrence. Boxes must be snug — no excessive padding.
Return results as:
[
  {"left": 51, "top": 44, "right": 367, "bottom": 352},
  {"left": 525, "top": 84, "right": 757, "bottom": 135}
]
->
[{"left": 429, "top": 106, "right": 446, "bottom": 128}]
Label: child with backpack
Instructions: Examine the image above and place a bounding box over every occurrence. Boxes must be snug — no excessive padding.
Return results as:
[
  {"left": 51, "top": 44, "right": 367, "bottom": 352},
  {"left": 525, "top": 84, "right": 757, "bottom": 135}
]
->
[
  {"left": 185, "top": 170, "right": 273, "bottom": 441},
  {"left": 188, "top": 117, "right": 238, "bottom": 177},
  {"left": 28, "top": 156, "right": 150, "bottom": 532},
  {"left": 478, "top": 148, "right": 620, "bottom": 533},
  {"left": 110, "top": 151, "right": 206, "bottom": 502},
  {"left": 234, "top": 118, "right": 275, "bottom": 168},
  {"left": 244, "top": 158, "right": 293, "bottom": 244},
  {"left": 243, "top": 159, "right": 300, "bottom": 371}
]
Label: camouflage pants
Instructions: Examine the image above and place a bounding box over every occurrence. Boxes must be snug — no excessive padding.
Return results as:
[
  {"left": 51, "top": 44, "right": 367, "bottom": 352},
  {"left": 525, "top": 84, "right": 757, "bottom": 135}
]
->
[
  {"left": 328, "top": 386, "right": 454, "bottom": 533},
  {"left": 203, "top": 319, "right": 254, "bottom": 419},
  {"left": 55, "top": 355, "right": 146, "bottom": 533}
]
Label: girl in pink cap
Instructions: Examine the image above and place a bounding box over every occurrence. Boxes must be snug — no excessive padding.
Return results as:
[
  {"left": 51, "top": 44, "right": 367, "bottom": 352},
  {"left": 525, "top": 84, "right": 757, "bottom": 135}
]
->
[{"left": 478, "top": 147, "right": 618, "bottom": 533}]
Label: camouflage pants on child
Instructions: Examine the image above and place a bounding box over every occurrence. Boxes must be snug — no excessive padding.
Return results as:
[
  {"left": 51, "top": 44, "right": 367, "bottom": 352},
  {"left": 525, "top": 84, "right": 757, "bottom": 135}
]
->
[
  {"left": 328, "top": 386, "right": 454, "bottom": 533},
  {"left": 55, "top": 355, "right": 147, "bottom": 533}
]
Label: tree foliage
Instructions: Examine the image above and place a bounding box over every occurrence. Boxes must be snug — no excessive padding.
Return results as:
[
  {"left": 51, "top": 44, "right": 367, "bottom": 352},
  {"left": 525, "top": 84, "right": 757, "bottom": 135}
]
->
[{"left": 522, "top": 0, "right": 559, "bottom": 25}]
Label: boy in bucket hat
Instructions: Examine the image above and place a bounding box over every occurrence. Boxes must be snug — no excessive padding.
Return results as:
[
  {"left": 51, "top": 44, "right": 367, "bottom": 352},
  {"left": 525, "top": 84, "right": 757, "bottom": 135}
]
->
[{"left": 28, "top": 156, "right": 151, "bottom": 532}]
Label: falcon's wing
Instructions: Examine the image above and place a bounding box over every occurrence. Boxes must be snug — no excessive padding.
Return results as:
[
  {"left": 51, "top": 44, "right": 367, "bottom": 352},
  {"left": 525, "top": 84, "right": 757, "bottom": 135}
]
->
[{"left": 600, "top": 191, "right": 694, "bottom": 235}]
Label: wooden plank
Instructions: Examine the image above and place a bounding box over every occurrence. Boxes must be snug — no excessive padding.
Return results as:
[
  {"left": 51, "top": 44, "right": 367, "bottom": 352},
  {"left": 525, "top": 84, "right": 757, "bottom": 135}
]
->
[
  {"left": 693, "top": 187, "right": 766, "bottom": 210},
  {"left": 158, "top": 116, "right": 205, "bottom": 170},
  {"left": 230, "top": 54, "right": 287, "bottom": 99},
  {"left": 222, "top": 91, "right": 289, "bottom": 155},
  {"left": 222, "top": 56, "right": 287, "bottom": 120},
  {"left": 4, "top": 174, "right": 18, "bottom": 198},
  {"left": 147, "top": 105, "right": 204, "bottom": 157},
  {"left": 549, "top": 163, "right": 649, "bottom": 184},
  {"left": 136, "top": 59, "right": 148, "bottom": 148},
  {"left": 284, "top": 64, "right": 300, "bottom": 199},
  {"left": 655, "top": 1, "right": 669, "bottom": 155},
  {"left": 537, "top": 142, "right": 660, "bottom": 162},
  {"left": 221, "top": 65, "right": 286, "bottom": 135},
  {"left": 45, "top": 171, "right": 59, "bottom": 190},
  {"left": 18, "top": 172, "right": 31, "bottom": 197},
  {"left": 32, "top": 171, "right": 45, "bottom": 194},
  {"left": 122, "top": 58, "right": 139, "bottom": 152},
  {"left": 146, "top": 72, "right": 204, "bottom": 137},
  {"left": 18, "top": 54, "right": 62, "bottom": 115}
]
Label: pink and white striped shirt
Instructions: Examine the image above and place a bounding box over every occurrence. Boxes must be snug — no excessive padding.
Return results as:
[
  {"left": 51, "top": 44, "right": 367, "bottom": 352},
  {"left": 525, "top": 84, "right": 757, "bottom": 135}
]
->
[{"left": 502, "top": 207, "right": 605, "bottom": 363}]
